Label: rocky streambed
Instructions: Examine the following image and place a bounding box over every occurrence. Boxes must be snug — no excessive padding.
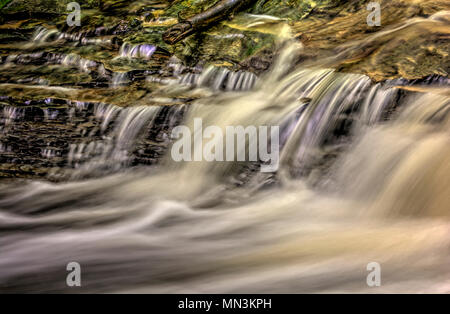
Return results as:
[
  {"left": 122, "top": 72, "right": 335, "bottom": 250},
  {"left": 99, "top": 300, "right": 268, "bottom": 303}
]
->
[{"left": 0, "top": 0, "right": 449, "bottom": 179}]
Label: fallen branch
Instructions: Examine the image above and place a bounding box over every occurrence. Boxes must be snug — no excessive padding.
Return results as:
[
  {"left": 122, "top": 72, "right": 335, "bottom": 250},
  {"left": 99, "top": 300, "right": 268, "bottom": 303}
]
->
[{"left": 163, "top": 0, "right": 256, "bottom": 45}]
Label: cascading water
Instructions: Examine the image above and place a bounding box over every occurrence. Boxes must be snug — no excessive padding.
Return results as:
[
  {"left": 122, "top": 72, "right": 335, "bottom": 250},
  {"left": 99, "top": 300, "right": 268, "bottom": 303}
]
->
[
  {"left": 67, "top": 104, "right": 161, "bottom": 178},
  {"left": 0, "top": 7, "right": 449, "bottom": 293},
  {"left": 178, "top": 66, "right": 258, "bottom": 91},
  {"left": 119, "top": 43, "right": 157, "bottom": 60}
]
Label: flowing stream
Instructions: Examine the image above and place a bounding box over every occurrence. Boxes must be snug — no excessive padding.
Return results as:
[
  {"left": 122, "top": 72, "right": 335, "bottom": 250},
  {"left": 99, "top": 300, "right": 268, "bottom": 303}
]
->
[{"left": 0, "top": 12, "right": 449, "bottom": 293}]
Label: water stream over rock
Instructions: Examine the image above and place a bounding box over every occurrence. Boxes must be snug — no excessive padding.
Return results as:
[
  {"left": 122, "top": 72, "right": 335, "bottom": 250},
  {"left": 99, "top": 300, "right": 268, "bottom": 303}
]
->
[{"left": 0, "top": 0, "right": 449, "bottom": 293}]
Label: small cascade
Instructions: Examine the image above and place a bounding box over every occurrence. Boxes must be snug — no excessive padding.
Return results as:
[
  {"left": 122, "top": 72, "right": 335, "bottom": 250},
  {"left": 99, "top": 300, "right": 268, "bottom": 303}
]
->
[
  {"left": 94, "top": 103, "right": 123, "bottom": 132},
  {"left": 3, "top": 52, "right": 48, "bottom": 65},
  {"left": 111, "top": 72, "right": 130, "bottom": 87},
  {"left": 67, "top": 104, "right": 161, "bottom": 178},
  {"left": 275, "top": 69, "right": 372, "bottom": 172},
  {"left": 2, "top": 52, "right": 106, "bottom": 76},
  {"left": 30, "top": 26, "right": 118, "bottom": 47},
  {"left": 178, "top": 66, "right": 258, "bottom": 91},
  {"left": 110, "top": 69, "right": 156, "bottom": 87},
  {"left": 179, "top": 72, "right": 201, "bottom": 86},
  {"left": 360, "top": 83, "right": 399, "bottom": 125},
  {"left": 167, "top": 56, "right": 188, "bottom": 77},
  {"left": 31, "top": 27, "right": 61, "bottom": 42},
  {"left": 0, "top": 7, "right": 449, "bottom": 293},
  {"left": 41, "top": 148, "right": 58, "bottom": 159},
  {"left": 1, "top": 106, "right": 24, "bottom": 134},
  {"left": 0, "top": 96, "right": 185, "bottom": 179},
  {"left": 224, "top": 70, "right": 257, "bottom": 91},
  {"left": 60, "top": 54, "right": 99, "bottom": 73},
  {"left": 2, "top": 106, "right": 24, "bottom": 126},
  {"left": 119, "top": 43, "right": 157, "bottom": 60},
  {"left": 174, "top": 64, "right": 375, "bottom": 179},
  {"left": 42, "top": 108, "right": 59, "bottom": 121}
]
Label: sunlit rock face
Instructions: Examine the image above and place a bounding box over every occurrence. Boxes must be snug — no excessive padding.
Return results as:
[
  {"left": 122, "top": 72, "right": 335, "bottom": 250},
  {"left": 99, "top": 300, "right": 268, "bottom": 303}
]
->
[{"left": 289, "top": 1, "right": 450, "bottom": 81}]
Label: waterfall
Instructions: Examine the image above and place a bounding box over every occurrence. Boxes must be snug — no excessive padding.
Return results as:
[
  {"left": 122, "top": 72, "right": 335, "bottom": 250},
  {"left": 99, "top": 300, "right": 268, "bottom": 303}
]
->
[
  {"left": 0, "top": 30, "right": 449, "bottom": 294},
  {"left": 169, "top": 58, "right": 377, "bottom": 179},
  {"left": 119, "top": 43, "right": 157, "bottom": 60},
  {"left": 67, "top": 104, "right": 161, "bottom": 178},
  {"left": 178, "top": 66, "right": 258, "bottom": 91},
  {"left": 111, "top": 72, "right": 130, "bottom": 87}
]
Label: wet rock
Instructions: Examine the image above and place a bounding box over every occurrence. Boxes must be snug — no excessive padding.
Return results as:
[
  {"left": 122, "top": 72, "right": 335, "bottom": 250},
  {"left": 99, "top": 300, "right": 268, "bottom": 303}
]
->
[
  {"left": 240, "top": 48, "right": 273, "bottom": 74},
  {"left": 0, "top": 0, "right": 448, "bottom": 181}
]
